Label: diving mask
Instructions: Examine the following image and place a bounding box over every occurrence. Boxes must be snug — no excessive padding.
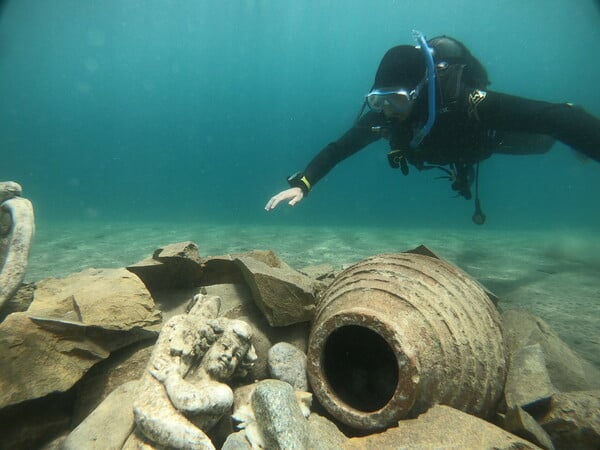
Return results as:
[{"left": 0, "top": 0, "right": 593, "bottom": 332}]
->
[{"left": 366, "top": 88, "right": 418, "bottom": 113}]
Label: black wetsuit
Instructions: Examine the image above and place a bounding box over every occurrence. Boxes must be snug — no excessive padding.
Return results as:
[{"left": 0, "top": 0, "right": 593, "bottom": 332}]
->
[{"left": 289, "top": 86, "right": 600, "bottom": 200}]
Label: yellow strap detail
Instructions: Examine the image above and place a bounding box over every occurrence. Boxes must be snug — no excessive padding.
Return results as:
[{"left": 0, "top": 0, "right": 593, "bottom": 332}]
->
[{"left": 300, "top": 176, "right": 311, "bottom": 191}]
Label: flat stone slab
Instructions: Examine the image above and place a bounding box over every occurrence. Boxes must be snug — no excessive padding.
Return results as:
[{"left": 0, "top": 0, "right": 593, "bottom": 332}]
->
[{"left": 235, "top": 251, "right": 317, "bottom": 326}]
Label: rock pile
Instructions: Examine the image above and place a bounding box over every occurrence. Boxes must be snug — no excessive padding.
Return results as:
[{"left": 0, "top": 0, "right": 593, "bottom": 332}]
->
[{"left": 0, "top": 241, "right": 598, "bottom": 449}]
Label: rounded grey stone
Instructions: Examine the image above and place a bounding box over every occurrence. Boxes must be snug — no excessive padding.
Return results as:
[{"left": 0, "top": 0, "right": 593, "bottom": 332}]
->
[{"left": 268, "top": 342, "right": 308, "bottom": 391}]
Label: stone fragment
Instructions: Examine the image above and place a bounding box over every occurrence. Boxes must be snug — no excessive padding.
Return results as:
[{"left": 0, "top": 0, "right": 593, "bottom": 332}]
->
[
  {"left": 39, "top": 433, "right": 68, "bottom": 450},
  {"left": 63, "top": 380, "right": 139, "bottom": 450},
  {"left": 504, "top": 343, "right": 558, "bottom": 409},
  {"left": 235, "top": 251, "right": 317, "bottom": 326},
  {"left": 298, "top": 263, "right": 337, "bottom": 281},
  {"left": 535, "top": 390, "right": 600, "bottom": 450},
  {"left": 298, "top": 263, "right": 338, "bottom": 292},
  {"left": 268, "top": 342, "right": 308, "bottom": 391},
  {"left": 0, "top": 282, "right": 34, "bottom": 322},
  {"left": 204, "top": 282, "right": 255, "bottom": 317},
  {"left": 0, "top": 267, "right": 160, "bottom": 409},
  {"left": 504, "top": 405, "right": 555, "bottom": 450},
  {"left": 198, "top": 254, "right": 245, "bottom": 285},
  {"left": 221, "top": 430, "right": 252, "bottom": 450},
  {"left": 250, "top": 379, "right": 309, "bottom": 450},
  {"left": 127, "top": 241, "right": 203, "bottom": 291},
  {"left": 233, "top": 383, "right": 257, "bottom": 415},
  {"left": 233, "top": 381, "right": 313, "bottom": 449},
  {"left": 0, "top": 312, "right": 155, "bottom": 410},
  {"left": 128, "top": 247, "right": 292, "bottom": 295},
  {"left": 503, "top": 308, "right": 600, "bottom": 391},
  {"left": 153, "top": 241, "right": 202, "bottom": 262},
  {"left": 29, "top": 267, "right": 161, "bottom": 329},
  {"left": 72, "top": 340, "right": 154, "bottom": 425},
  {"left": 121, "top": 428, "right": 154, "bottom": 449},
  {"left": 307, "top": 413, "right": 348, "bottom": 450},
  {"left": 0, "top": 391, "right": 72, "bottom": 450},
  {"left": 342, "top": 405, "right": 541, "bottom": 449}
]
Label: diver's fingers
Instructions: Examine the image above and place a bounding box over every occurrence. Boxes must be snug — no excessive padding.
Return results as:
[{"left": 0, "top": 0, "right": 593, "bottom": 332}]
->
[
  {"left": 264, "top": 195, "right": 281, "bottom": 211},
  {"left": 265, "top": 188, "right": 303, "bottom": 211},
  {"left": 288, "top": 190, "right": 304, "bottom": 206},
  {"left": 265, "top": 192, "right": 287, "bottom": 211}
]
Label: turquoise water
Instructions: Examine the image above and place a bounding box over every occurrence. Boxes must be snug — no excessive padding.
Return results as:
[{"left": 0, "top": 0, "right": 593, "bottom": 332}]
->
[
  {"left": 1, "top": 7, "right": 600, "bottom": 447},
  {"left": 0, "top": 0, "right": 599, "bottom": 229}
]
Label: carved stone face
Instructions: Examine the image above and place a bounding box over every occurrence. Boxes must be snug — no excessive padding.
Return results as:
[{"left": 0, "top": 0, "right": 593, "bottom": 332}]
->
[{"left": 201, "top": 332, "right": 249, "bottom": 381}]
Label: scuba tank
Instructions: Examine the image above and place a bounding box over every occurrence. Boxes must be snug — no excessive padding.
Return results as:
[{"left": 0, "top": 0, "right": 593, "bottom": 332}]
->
[{"left": 428, "top": 35, "right": 490, "bottom": 90}]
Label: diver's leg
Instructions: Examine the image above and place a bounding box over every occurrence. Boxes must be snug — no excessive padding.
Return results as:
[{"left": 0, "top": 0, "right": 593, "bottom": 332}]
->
[{"left": 492, "top": 132, "right": 555, "bottom": 155}]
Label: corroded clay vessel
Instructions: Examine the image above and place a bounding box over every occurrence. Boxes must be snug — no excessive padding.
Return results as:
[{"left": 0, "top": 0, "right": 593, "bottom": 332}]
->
[{"left": 307, "top": 252, "right": 506, "bottom": 431}]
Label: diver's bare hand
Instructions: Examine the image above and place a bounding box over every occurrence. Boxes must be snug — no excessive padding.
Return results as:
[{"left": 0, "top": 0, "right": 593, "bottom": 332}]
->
[{"left": 265, "top": 187, "right": 304, "bottom": 211}]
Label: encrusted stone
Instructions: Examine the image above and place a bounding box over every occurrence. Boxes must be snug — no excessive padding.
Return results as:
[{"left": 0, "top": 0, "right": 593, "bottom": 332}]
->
[
  {"left": 268, "top": 342, "right": 308, "bottom": 391},
  {"left": 251, "top": 379, "right": 309, "bottom": 450},
  {"left": 504, "top": 343, "right": 557, "bottom": 409},
  {"left": 235, "top": 251, "right": 317, "bottom": 326}
]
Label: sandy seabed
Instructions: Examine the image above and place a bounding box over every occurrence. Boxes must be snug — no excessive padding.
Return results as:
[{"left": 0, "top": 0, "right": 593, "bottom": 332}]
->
[{"left": 25, "top": 220, "right": 600, "bottom": 369}]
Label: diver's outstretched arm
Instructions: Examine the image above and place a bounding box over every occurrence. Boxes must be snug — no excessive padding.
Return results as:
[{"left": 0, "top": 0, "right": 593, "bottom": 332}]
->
[{"left": 265, "top": 110, "right": 383, "bottom": 211}]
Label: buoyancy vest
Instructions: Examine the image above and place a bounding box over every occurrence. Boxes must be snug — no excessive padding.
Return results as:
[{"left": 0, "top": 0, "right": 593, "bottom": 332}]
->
[{"left": 383, "top": 36, "right": 493, "bottom": 202}]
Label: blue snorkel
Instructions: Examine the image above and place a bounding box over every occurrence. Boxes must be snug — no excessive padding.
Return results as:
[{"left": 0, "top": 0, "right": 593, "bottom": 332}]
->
[{"left": 410, "top": 30, "right": 436, "bottom": 148}]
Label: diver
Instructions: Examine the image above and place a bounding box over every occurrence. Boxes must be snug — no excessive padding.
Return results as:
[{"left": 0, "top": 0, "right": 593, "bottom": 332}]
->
[{"left": 265, "top": 31, "right": 600, "bottom": 224}]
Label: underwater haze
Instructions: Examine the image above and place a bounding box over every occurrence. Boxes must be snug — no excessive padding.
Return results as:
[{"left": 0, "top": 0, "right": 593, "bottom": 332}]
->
[{"left": 1, "top": 0, "right": 599, "bottom": 229}]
